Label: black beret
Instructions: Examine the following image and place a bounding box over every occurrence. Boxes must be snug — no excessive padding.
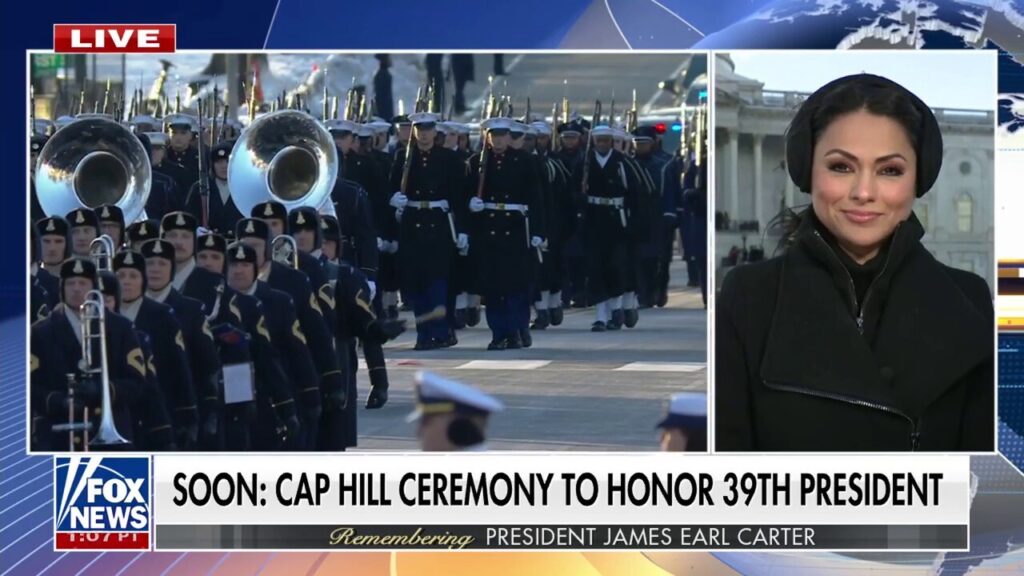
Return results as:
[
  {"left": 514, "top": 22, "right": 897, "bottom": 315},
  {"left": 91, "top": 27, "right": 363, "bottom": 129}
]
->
[
  {"left": 235, "top": 218, "right": 270, "bottom": 242},
  {"left": 95, "top": 204, "right": 124, "bottom": 225},
  {"left": 197, "top": 232, "right": 227, "bottom": 254},
  {"left": 66, "top": 208, "right": 99, "bottom": 229},
  {"left": 160, "top": 211, "right": 199, "bottom": 234},
  {"left": 38, "top": 216, "right": 69, "bottom": 237},
  {"left": 113, "top": 250, "right": 146, "bottom": 275},
  {"left": 252, "top": 201, "right": 287, "bottom": 222},
  {"left": 140, "top": 238, "right": 175, "bottom": 261},
  {"left": 126, "top": 219, "right": 159, "bottom": 244},
  {"left": 226, "top": 241, "right": 257, "bottom": 265}
]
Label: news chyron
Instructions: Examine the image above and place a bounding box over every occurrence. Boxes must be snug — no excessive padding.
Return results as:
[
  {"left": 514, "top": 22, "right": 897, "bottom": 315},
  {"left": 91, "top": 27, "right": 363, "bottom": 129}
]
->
[{"left": 53, "top": 457, "right": 151, "bottom": 551}]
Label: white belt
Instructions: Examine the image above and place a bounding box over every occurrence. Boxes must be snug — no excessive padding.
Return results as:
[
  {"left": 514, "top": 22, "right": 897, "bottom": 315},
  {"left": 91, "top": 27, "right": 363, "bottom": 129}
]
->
[
  {"left": 483, "top": 202, "right": 529, "bottom": 213},
  {"left": 587, "top": 196, "right": 625, "bottom": 207},
  {"left": 406, "top": 200, "right": 450, "bottom": 210}
]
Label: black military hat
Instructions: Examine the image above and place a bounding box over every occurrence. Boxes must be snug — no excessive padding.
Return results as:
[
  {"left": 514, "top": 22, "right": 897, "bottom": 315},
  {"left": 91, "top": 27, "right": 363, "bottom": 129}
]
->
[
  {"left": 140, "top": 238, "right": 175, "bottom": 262},
  {"left": 320, "top": 215, "right": 340, "bottom": 242},
  {"left": 30, "top": 135, "right": 48, "bottom": 154},
  {"left": 197, "top": 232, "right": 227, "bottom": 254},
  {"left": 288, "top": 206, "right": 319, "bottom": 233},
  {"left": 227, "top": 241, "right": 257, "bottom": 265},
  {"left": 66, "top": 208, "right": 99, "bottom": 229},
  {"left": 235, "top": 217, "right": 270, "bottom": 242},
  {"left": 113, "top": 250, "right": 146, "bottom": 276},
  {"left": 631, "top": 125, "right": 658, "bottom": 141},
  {"left": 210, "top": 140, "right": 232, "bottom": 163},
  {"left": 59, "top": 257, "right": 97, "bottom": 283},
  {"left": 252, "top": 201, "right": 287, "bottom": 222},
  {"left": 96, "top": 270, "right": 121, "bottom": 311},
  {"left": 95, "top": 204, "right": 125, "bottom": 226},
  {"left": 391, "top": 114, "right": 411, "bottom": 126},
  {"left": 37, "top": 216, "right": 69, "bottom": 237},
  {"left": 160, "top": 211, "right": 199, "bottom": 235},
  {"left": 126, "top": 219, "right": 159, "bottom": 244}
]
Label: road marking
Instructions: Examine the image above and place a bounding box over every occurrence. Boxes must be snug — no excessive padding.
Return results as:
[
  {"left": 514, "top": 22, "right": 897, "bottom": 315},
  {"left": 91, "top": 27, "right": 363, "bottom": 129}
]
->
[
  {"left": 614, "top": 362, "right": 705, "bottom": 372},
  {"left": 455, "top": 360, "right": 552, "bottom": 370}
]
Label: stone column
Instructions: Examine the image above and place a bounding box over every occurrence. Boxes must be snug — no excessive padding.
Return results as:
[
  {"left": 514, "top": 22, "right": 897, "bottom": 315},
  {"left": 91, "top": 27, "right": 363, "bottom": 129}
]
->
[
  {"left": 753, "top": 133, "right": 763, "bottom": 230},
  {"left": 728, "top": 129, "right": 739, "bottom": 224}
]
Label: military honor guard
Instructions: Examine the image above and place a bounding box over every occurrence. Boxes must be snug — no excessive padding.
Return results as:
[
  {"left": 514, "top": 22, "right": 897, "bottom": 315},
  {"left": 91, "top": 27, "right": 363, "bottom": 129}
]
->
[
  {"left": 37, "top": 215, "right": 70, "bottom": 271},
  {"left": 656, "top": 392, "right": 707, "bottom": 452},
  {"left": 409, "top": 371, "right": 503, "bottom": 452},
  {"left": 629, "top": 126, "right": 671, "bottom": 311},
  {"left": 161, "top": 210, "right": 224, "bottom": 315},
  {"left": 163, "top": 113, "right": 201, "bottom": 189},
  {"left": 185, "top": 141, "right": 244, "bottom": 234},
  {"left": 32, "top": 220, "right": 61, "bottom": 309},
  {"left": 530, "top": 120, "right": 572, "bottom": 329},
  {"left": 66, "top": 208, "right": 99, "bottom": 258},
  {"left": 95, "top": 205, "right": 126, "bottom": 249}
]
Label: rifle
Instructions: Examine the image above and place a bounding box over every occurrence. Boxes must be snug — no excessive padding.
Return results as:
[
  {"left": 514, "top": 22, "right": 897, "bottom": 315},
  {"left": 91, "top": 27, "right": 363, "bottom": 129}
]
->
[
  {"left": 580, "top": 100, "right": 602, "bottom": 197},
  {"left": 209, "top": 85, "right": 219, "bottom": 149},
  {"left": 29, "top": 85, "right": 35, "bottom": 135},
  {"left": 399, "top": 86, "right": 423, "bottom": 194},
  {"left": 551, "top": 102, "right": 560, "bottom": 153},
  {"left": 196, "top": 97, "right": 210, "bottom": 229}
]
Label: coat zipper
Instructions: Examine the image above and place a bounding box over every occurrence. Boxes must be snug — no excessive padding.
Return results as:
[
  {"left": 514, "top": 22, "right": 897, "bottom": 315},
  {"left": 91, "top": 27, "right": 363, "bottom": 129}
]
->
[
  {"left": 811, "top": 230, "right": 858, "bottom": 326},
  {"left": 763, "top": 378, "right": 921, "bottom": 450}
]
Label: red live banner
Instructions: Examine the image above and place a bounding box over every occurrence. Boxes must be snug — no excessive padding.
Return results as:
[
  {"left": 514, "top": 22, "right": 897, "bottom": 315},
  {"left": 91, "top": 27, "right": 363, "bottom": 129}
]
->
[{"left": 53, "top": 24, "right": 175, "bottom": 53}]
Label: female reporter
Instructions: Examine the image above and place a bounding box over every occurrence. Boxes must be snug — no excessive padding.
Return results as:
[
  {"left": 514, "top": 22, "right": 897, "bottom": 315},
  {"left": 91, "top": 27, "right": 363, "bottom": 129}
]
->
[{"left": 715, "top": 74, "right": 993, "bottom": 452}]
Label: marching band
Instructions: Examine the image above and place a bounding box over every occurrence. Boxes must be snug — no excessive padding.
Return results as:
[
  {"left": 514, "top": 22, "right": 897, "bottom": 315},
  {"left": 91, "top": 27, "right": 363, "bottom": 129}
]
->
[{"left": 28, "top": 66, "right": 708, "bottom": 452}]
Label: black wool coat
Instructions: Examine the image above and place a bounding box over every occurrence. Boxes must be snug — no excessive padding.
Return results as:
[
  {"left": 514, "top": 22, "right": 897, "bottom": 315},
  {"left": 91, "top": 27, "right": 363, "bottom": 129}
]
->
[{"left": 716, "top": 212, "right": 994, "bottom": 452}]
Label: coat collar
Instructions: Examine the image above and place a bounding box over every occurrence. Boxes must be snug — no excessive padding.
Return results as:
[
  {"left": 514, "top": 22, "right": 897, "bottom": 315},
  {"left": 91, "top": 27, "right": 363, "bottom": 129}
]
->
[{"left": 760, "top": 211, "right": 991, "bottom": 418}]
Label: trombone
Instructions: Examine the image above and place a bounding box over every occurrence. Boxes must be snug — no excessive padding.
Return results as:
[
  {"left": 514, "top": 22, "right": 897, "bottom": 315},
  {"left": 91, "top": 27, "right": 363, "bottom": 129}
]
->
[
  {"left": 89, "top": 235, "right": 116, "bottom": 272},
  {"left": 271, "top": 234, "right": 300, "bottom": 269}
]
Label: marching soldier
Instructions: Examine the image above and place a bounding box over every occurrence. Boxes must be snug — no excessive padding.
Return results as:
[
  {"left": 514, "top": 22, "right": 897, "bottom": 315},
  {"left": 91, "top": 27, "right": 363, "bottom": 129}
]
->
[
  {"left": 224, "top": 240, "right": 313, "bottom": 450},
  {"left": 37, "top": 215, "right": 70, "bottom": 271},
  {"left": 530, "top": 120, "right": 572, "bottom": 329},
  {"left": 185, "top": 141, "right": 244, "bottom": 234},
  {"left": 113, "top": 249, "right": 200, "bottom": 449},
  {"left": 466, "top": 117, "right": 545, "bottom": 350},
  {"left": 408, "top": 371, "right": 503, "bottom": 452},
  {"left": 66, "top": 208, "right": 99, "bottom": 258},
  {"left": 196, "top": 231, "right": 227, "bottom": 275},
  {"left": 95, "top": 204, "right": 125, "bottom": 249},
  {"left": 613, "top": 125, "right": 656, "bottom": 329},
  {"left": 30, "top": 257, "right": 146, "bottom": 451},
  {"left": 388, "top": 111, "right": 467, "bottom": 350},
  {"left": 96, "top": 270, "right": 176, "bottom": 451},
  {"left": 319, "top": 215, "right": 343, "bottom": 282},
  {"left": 138, "top": 133, "right": 183, "bottom": 220},
  {"left": 141, "top": 238, "right": 222, "bottom": 449},
  {"left": 125, "top": 219, "right": 160, "bottom": 252},
  {"left": 235, "top": 218, "right": 346, "bottom": 449},
  {"left": 30, "top": 224, "right": 53, "bottom": 320},
  {"left": 32, "top": 219, "right": 61, "bottom": 309},
  {"left": 163, "top": 113, "right": 201, "bottom": 190},
  {"left": 556, "top": 118, "right": 589, "bottom": 309},
  {"left": 161, "top": 211, "right": 223, "bottom": 315},
  {"left": 631, "top": 126, "right": 672, "bottom": 309},
  {"left": 574, "top": 124, "right": 640, "bottom": 331},
  {"left": 389, "top": 114, "right": 412, "bottom": 158}
]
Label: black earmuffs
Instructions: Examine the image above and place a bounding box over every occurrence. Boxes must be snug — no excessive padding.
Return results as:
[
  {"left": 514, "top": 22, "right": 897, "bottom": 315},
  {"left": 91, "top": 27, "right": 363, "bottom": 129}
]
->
[{"left": 785, "top": 73, "right": 943, "bottom": 198}]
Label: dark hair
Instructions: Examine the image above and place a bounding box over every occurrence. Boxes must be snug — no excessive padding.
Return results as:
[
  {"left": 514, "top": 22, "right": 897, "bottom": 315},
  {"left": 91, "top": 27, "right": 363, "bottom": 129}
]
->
[{"left": 807, "top": 80, "right": 922, "bottom": 158}]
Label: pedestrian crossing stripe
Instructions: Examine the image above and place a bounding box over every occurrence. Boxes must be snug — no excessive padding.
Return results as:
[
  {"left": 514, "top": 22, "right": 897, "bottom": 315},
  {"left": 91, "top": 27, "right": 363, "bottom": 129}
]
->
[
  {"left": 455, "top": 360, "right": 552, "bottom": 370},
  {"left": 614, "top": 362, "right": 705, "bottom": 373}
]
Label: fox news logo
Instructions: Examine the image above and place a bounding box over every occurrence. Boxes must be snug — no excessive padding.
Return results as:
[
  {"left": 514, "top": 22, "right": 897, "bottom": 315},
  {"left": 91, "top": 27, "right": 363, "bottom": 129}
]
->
[{"left": 54, "top": 456, "right": 151, "bottom": 551}]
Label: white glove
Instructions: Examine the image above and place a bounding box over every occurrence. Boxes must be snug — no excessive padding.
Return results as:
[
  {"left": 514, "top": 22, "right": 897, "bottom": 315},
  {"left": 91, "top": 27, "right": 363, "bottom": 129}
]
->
[
  {"left": 389, "top": 240, "right": 399, "bottom": 254},
  {"left": 456, "top": 233, "right": 469, "bottom": 252},
  {"left": 531, "top": 236, "right": 544, "bottom": 248},
  {"left": 366, "top": 280, "right": 377, "bottom": 302},
  {"left": 390, "top": 191, "right": 408, "bottom": 209},
  {"left": 377, "top": 237, "right": 385, "bottom": 251},
  {"left": 469, "top": 197, "right": 485, "bottom": 213}
]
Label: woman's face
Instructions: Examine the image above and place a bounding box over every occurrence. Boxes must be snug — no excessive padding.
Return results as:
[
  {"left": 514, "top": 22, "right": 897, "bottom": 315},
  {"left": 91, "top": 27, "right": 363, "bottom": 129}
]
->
[{"left": 810, "top": 109, "right": 917, "bottom": 264}]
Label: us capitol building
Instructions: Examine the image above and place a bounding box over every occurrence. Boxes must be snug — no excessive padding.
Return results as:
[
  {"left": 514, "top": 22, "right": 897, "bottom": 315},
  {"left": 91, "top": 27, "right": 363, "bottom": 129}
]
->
[{"left": 713, "top": 54, "right": 995, "bottom": 290}]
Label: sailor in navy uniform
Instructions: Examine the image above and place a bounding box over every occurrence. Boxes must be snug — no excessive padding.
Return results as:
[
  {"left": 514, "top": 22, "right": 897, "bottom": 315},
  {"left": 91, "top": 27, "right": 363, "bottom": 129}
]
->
[
  {"left": 389, "top": 114, "right": 412, "bottom": 158},
  {"left": 33, "top": 220, "right": 61, "bottom": 310},
  {"left": 141, "top": 239, "right": 223, "bottom": 449},
  {"left": 96, "top": 270, "right": 175, "bottom": 451},
  {"left": 221, "top": 242, "right": 299, "bottom": 450},
  {"left": 613, "top": 125, "right": 657, "bottom": 328},
  {"left": 163, "top": 113, "right": 201, "bottom": 190},
  {"left": 388, "top": 112, "right": 467, "bottom": 350},
  {"left": 125, "top": 219, "right": 160, "bottom": 252},
  {"left": 66, "top": 208, "right": 99, "bottom": 258},
  {"left": 466, "top": 117, "right": 544, "bottom": 350},
  {"left": 225, "top": 241, "right": 314, "bottom": 450},
  {"left": 656, "top": 392, "right": 707, "bottom": 452},
  {"left": 30, "top": 258, "right": 146, "bottom": 451},
  {"left": 530, "top": 120, "right": 572, "bottom": 329},
  {"left": 38, "top": 215, "right": 70, "bottom": 272},
  {"left": 235, "top": 218, "right": 346, "bottom": 448},
  {"left": 631, "top": 126, "right": 672, "bottom": 309},
  {"left": 114, "top": 249, "right": 199, "bottom": 449},
  {"left": 95, "top": 204, "right": 125, "bottom": 249},
  {"left": 161, "top": 211, "right": 223, "bottom": 315},
  {"left": 556, "top": 119, "right": 589, "bottom": 309},
  {"left": 30, "top": 224, "right": 53, "bottom": 320},
  {"left": 185, "top": 141, "right": 244, "bottom": 235},
  {"left": 574, "top": 125, "right": 640, "bottom": 332},
  {"left": 408, "top": 371, "right": 503, "bottom": 452}
]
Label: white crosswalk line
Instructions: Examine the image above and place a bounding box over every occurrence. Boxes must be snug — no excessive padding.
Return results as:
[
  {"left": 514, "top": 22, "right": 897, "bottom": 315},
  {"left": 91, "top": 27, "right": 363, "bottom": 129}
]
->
[
  {"left": 614, "top": 362, "right": 706, "bottom": 372},
  {"left": 455, "top": 360, "right": 552, "bottom": 370}
]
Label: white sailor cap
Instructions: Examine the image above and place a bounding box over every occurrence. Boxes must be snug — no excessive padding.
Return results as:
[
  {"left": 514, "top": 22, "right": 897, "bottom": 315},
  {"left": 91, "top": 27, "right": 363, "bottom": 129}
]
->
[
  {"left": 435, "top": 121, "right": 454, "bottom": 135},
  {"left": 75, "top": 112, "right": 116, "bottom": 121},
  {"left": 454, "top": 123, "right": 471, "bottom": 135},
  {"left": 131, "top": 114, "right": 159, "bottom": 127},
  {"left": 144, "top": 131, "right": 168, "bottom": 147},
  {"left": 530, "top": 121, "right": 551, "bottom": 136},
  {"left": 656, "top": 392, "right": 707, "bottom": 430},
  {"left": 163, "top": 113, "right": 196, "bottom": 130},
  {"left": 368, "top": 120, "right": 392, "bottom": 134},
  {"left": 409, "top": 112, "right": 441, "bottom": 126},
  {"left": 611, "top": 126, "right": 629, "bottom": 140},
  {"left": 590, "top": 125, "right": 615, "bottom": 138},
  {"left": 406, "top": 370, "right": 504, "bottom": 423},
  {"left": 325, "top": 119, "right": 359, "bottom": 134},
  {"left": 480, "top": 117, "right": 515, "bottom": 132},
  {"left": 356, "top": 123, "right": 375, "bottom": 138},
  {"left": 509, "top": 121, "right": 532, "bottom": 135}
]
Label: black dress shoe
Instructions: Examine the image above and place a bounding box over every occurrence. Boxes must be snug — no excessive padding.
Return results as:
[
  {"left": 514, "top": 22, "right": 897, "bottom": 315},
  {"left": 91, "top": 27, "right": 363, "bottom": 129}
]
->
[
  {"left": 624, "top": 308, "right": 639, "bottom": 328},
  {"left": 531, "top": 309, "right": 549, "bottom": 330},
  {"left": 591, "top": 321, "right": 606, "bottom": 332},
  {"left": 656, "top": 290, "right": 668, "bottom": 308},
  {"left": 444, "top": 331, "right": 458, "bottom": 347},
  {"left": 487, "top": 338, "right": 508, "bottom": 351},
  {"left": 466, "top": 307, "right": 481, "bottom": 327},
  {"left": 549, "top": 306, "right": 564, "bottom": 326},
  {"left": 414, "top": 337, "right": 445, "bottom": 351},
  {"left": 365, "top": 386, "right": 388, "bottom": 409},
  {"left": 607, "top": 309, "right": 624, "bottom": 330},
  {"left": 453, "top": 308, "right": 467, "bottom": 330},
  {"left": 507, "top": 333, "right": 523, "bottom": 349},
  {"left": 519, "top": 329, "right": 532, "bottom": 348}
]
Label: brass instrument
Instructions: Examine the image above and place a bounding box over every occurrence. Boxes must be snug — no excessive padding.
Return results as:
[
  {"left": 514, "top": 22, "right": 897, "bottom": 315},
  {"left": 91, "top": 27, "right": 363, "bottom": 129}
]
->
[
  {"left": 271, "top": 234, "right": 300, "bottom": 269},
  {"left": 89, "top": 235, "right": 116, "bottom": 271},
  {"left": 35, "top": 117, "right": 151, "bottom": 221},
  {"left": 79, "top": 289, "right": 130, "bottom": 449},
  {"left": 227, "top": 109, "right": 339, "bottom": 219}
]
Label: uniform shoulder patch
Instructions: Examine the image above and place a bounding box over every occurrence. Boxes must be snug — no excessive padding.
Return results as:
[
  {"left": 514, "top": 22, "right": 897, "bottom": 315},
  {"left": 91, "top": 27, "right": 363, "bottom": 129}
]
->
[
  {"left": 308, "top": 292, "right": 323, "bottom": 316},
  {"left": 175, "top": 330, "right": 186, "bottom": 351},
  {"left": 127, "top": 347, "right": 146, "bottom": 378},
  {"left": 30, "top": 354, "right": 39, "bottom": 373},
  {"left": 318, "top": 284, "right": 336, "bottom": 310},
  {"left": 201, "top": 319, "right": 213, "bottom": 340},
  {"left": 291, "top": 319, "right": 306, "bottom": 345},
  {"left": 257, "top": 316, "right": 271, "bottom": 343}
]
